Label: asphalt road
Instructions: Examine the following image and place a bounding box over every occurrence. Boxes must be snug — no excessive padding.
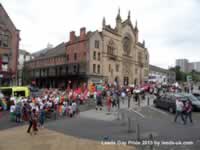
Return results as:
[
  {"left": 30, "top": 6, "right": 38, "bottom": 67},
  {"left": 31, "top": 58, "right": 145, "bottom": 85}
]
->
[{"left": 43, "top": 105, "right": 200, "bottom": 150}]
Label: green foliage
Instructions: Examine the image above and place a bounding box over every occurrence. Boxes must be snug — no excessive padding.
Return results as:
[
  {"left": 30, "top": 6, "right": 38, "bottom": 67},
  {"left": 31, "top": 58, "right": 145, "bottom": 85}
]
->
[{"left": 169, "top": 66, "right": 200, "bottom": 82}]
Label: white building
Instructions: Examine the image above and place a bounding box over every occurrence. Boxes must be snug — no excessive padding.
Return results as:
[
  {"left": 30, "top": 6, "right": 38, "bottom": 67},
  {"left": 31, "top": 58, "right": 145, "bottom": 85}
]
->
[
  {"left": 176, "top": 59, "right": 200, "bottom": 73},
  {"left": 176, "top": 59, "right": 189, "bottom": 72},
  {"left": 17, "top": 49, "right": 33, "bottom": 85},
  {"left": 149, "top": 65, "right": 176, "bottom": 84},
  {"left": 191, "top": 62, "right": 200, "bottom": 72}
]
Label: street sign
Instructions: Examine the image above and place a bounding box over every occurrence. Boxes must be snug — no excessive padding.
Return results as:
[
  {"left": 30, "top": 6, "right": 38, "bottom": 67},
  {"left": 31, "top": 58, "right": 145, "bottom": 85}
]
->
[{"left": 187, "top": 75, "right": 192, "bottom": 81}]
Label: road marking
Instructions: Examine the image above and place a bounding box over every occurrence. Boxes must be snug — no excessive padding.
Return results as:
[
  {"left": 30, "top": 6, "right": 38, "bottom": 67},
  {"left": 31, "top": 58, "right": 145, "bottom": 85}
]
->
[
  {"left": 148, "top": 106, "right": 169, "bottom": 116},
  {"left": 131, "top": 109, "right": 145, "bottom": 118}
]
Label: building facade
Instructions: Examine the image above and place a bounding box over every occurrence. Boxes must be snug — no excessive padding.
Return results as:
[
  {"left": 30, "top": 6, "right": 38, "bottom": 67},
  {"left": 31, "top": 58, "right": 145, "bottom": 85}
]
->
[
  {"left": 176, "top": 59, "right": 200, "bottom": 73},
  {"left": 0, "top": 3, "right": 20, "bottom": 86},
  {"left": 176, "top": 59, "right": 189, "bottom": 72},
  {"left": 98, "top": 10, "right": 149, "bottom": 86},
  {"left": 17, "top": 49, "right": 32, "bottom": 85},
  {"left": 26, "top": 10, "right": 149, "bottom": 88},
  {"left": 149, "top": 65, "right": 176, "bottom": 84},
  {"left": 190, "top": 62, "right": 200, "bottom": 72},
  {"left": 26, "top": 43, "right": 68, "bottom": 88},
  {"left": 65, "top": 10, "right": 149, "bottom": 86}
]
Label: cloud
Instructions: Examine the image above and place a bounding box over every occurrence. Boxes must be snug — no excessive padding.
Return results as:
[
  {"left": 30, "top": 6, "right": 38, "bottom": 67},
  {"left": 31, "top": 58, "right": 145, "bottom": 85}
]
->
[{"left": 1, "top": 0, "right": 200, "bottom": 69}]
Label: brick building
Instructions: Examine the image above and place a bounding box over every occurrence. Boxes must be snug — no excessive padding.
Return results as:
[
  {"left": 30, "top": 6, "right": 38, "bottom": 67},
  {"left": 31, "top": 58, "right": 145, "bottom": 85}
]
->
[
  {"left": 0, "top": 3, "right": 20, "bottom": 86},
  {"left": 26, "top": 43, "right": 67, "bottom": 88}
]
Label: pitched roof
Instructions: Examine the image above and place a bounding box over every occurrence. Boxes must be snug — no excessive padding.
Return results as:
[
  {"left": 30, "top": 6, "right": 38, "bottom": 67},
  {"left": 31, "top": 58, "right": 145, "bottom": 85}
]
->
[
  {"left": 31, "top": 42, "right": 66, "bottom": 61},
  {"left": 44, "top": 42, "right": 65, "bottom": 57},
  {"left": 150, "top": 65, "right": 175, "bottom": 74},
  {"left": 19, "top": 49, "right": 31, "bottom": 55},
  {"left": 0, "top": 3, "right": 18, "bottom": 30},
  {"left": 122, "top": 19, "right": 137, "bottom": 34},
  {"left": 104, "top": 25, "right": 120, "bottom": 36}
]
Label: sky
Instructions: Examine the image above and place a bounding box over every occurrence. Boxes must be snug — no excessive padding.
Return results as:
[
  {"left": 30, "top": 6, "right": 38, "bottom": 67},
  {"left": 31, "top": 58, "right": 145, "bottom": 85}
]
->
[{"left": 1, "top": 0, "right": 200, "bottom": 69}]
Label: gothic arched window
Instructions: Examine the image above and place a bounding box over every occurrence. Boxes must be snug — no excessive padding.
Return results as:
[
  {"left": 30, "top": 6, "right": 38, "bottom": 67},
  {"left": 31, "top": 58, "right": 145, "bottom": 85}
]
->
[
  {"left": 122, "top": 36, "right": 131, "bottom": 56},
  {"left": 107, "top": 40, "right": 115, "bottom": 55}
]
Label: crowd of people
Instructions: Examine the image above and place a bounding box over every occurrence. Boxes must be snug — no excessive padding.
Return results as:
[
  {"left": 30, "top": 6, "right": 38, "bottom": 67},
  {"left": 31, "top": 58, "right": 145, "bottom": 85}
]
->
[
  {"left": 0, "top": 81, "right": 198, "bottom": 134},
  {"left": 8, "top": 88, "right": 81, "bottom": 135}
]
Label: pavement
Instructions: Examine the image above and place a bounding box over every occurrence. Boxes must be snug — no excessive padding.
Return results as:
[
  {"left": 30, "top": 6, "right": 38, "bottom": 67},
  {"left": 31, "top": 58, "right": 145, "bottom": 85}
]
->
[
  {"left": 80, "top": 95, "right": 154, "bottom": 122},
  {"left": 0, "top": 126, "right": 135, "bottom": 150},
  {"left": 46, "top": 96, "right": 200, "bottom": 150}
]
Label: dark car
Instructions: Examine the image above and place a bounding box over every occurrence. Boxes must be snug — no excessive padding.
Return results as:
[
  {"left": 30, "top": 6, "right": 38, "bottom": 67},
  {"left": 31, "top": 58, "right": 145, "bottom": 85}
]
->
[
  {"left": 193, "top": 93, "right": 200, "bottom": 101},
  {"left": 153, "top": 93, "right": 187, "bottom": 113},
  {"left": 180, "top": 93, "right": 200, "bottom": 111}
]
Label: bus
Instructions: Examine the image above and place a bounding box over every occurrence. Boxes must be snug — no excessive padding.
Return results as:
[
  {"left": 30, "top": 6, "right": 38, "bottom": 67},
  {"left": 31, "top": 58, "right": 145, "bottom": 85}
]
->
[{"left": 0, "top": 86, "right": 30, "bottom": 98}]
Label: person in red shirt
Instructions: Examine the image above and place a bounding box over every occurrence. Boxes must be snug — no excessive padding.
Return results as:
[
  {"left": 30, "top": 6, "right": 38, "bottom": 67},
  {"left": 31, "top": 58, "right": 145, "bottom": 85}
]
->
[
  {"left": 107, "top": 96, "right": 112, "bottom": 112},
  {"left": 184, "top": 100, "right": 193, "bottom": 124}
]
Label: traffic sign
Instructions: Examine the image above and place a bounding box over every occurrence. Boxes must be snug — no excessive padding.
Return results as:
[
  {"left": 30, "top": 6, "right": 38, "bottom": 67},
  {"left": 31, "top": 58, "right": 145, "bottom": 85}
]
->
[{"left": 187, "top": 75, "right": 192, "bottom": 81}]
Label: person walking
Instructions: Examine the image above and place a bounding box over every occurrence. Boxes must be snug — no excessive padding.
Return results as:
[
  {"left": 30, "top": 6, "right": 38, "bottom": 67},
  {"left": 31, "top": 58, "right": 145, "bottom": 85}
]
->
[
  {"left": 184, "top": 100, "right": 193, "bottom": 124},
  {"left": 135, "top": 92, "right": 139, "bottom": 102},
  {"left": 22, "top": 103, "right": 28, "bottom": 122},
  {"left": 112, "top": 91, "right": 117, "bottom": 109},
  {"left": 106, "top": 95, "right": 112, "bottom": 112},
  {"left": 174, "top": 99, "right": 185, "bottom": 124},
  {"left": 121, "top": 90, "right": 126, "bottom": 104},
  {"left": 15, "top": 103, "right": 21, "bottom": 123},
  {"left": 96, "top": 93, "right": 102, "bottom": 111},
  {"left": 127, "top": 90, "right": 132, "bottom": 109},
  {"left": 116, "top": 90, "right": 120, "bottom": 109},
  {"left": 27, "top": 109, "right": 34, "bottom": 134},
  {"left": 32, "top": 109, "right": 39, "bottom": 135},
  {"left": 39, "top": 106, "right": 45, "bottom": 128}
]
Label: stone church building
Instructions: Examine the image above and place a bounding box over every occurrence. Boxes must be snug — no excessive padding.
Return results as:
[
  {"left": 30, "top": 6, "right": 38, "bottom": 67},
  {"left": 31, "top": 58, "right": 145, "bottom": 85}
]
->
[{"left": 88, "top": 9, "right": 149, "bottom": 86}]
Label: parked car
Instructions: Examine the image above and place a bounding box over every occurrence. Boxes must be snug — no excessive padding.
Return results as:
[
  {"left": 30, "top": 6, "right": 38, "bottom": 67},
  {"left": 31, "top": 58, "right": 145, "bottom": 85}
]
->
[
  {"left": 193, "top": 93, "right": 200, "bottom": 101},
  {"left": 153, "top": 93, "right": 187, "bottom": 113},
  {"left": 180, "top": 93, "right": 200, "bottom": 111}
]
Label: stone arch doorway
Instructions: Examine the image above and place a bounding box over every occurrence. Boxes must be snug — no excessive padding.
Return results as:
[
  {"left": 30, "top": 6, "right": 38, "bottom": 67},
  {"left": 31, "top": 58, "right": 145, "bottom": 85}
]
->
[
  {"left": 115, "top": 76, "right": 119, "bottom": 83},
  {"left": 134, "top": 78, "right": 138, "bottom": 86},
  {"left": 123, "top": 76, "right": 129, "bottom": 86}
]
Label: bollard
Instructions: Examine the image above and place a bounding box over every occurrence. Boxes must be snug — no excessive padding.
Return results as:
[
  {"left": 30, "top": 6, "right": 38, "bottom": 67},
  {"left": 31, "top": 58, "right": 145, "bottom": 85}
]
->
[
  {"left": 128, "top": 117, "right": 132, "bottom": 133},
  {"left": 121, "top": 111, "right": 126, "bottom": 126},
  {"left": 149, "top": 133, "right": 154, "bottom": 150},
  {"left": 136, "top": 123, "right": 140, "bottom": 141},
  {"left": 147, "top": 96, "right": 150, "bottom": 106},
  {"left": 128, "top": 116, "right": 135, "bottom": 133},
  {"left": 117, "top": 111, "right": 120, "bottom": 120},
  {"left": 138, "top": 97, "right": 140, "bottom": 107}
]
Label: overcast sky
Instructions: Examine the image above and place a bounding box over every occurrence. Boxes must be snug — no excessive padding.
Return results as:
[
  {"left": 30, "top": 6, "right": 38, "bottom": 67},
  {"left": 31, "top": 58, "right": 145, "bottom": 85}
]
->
[{"left": 1, "top": 0, "right": 200, "bottom": 69}]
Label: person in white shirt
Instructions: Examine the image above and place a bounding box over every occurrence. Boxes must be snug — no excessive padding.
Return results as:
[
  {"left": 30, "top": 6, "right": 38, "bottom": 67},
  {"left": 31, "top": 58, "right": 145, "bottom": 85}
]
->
[
  {"left": 10, "top": 104, "right": 16, "bottom": 113},
  {"left": 9, "top": 102, "right": 16, "bottom": 121},
  {"left": 121, "top": 91, "right": 126, "bottom": 104},
  {"left": 68, "top": 105, "right": 73, "bottom": 118},
  {"left": 72, "top": 101, "right": 77, "bottom": 115},
  {"left": 174, "top": 99, "right": 185, "bottom": 124}
]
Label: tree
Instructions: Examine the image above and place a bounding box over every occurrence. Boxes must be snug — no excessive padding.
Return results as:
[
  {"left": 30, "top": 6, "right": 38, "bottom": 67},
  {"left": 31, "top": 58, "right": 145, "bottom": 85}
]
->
[{"left": 169, "top": 66, "right": 186, "bottom": 82}]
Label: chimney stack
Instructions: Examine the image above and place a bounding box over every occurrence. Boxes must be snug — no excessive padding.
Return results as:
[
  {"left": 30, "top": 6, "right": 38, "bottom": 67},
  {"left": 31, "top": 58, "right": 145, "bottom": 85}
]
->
[
  {"left": 70, "top": 31, "right": 76, "bottom": 42},
  {"left": 80, "top": 27, "right": 86, "bottom": 40}
]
